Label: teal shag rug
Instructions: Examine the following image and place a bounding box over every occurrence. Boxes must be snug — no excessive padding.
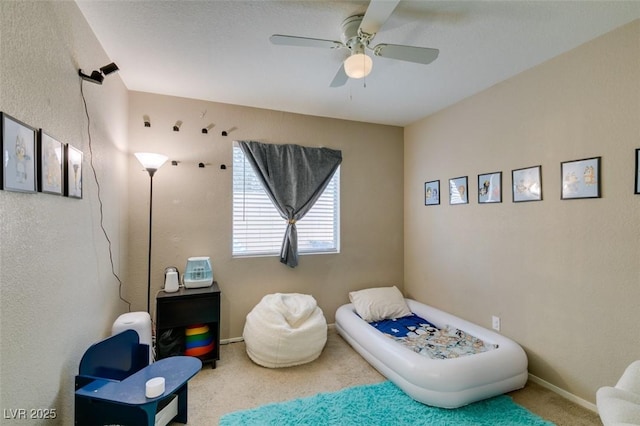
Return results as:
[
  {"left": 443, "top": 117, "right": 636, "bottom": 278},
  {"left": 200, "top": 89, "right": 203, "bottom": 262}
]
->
[{"left": 220, "top": 381, "right": 555, "bottom": 425}]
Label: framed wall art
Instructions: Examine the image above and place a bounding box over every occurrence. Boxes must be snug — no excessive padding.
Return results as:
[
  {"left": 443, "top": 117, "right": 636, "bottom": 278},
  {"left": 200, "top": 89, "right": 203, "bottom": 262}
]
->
[
  {"left": 635, "top": 149, "right": 639, "bottom": 194},
  {"left": 65, "top": 144, "right": 83, "bottom": 199},
  {"left": 424, "top": 180, "right": 440, "bottom": 206},
  {"left": 449, "top": 176, "right": 468, "bottom": 205},
  {"left": 512, "top": 165, "right": 542, "bottom": 202},
  {"left": 1, "top": 112, "right": 37, "bottom": 193},
  {"left": 38, "top": 130, "right": 64, "bottom": 195},
  {"left": 561, "top": 156, "right": 601, "bottom": 200},
  {"left": 478, "top": 171, "right": 502, "bottom": 204}
]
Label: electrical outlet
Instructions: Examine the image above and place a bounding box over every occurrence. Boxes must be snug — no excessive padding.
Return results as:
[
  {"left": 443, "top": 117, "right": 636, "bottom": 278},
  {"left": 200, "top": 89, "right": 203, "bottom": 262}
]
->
[{"left": 492, "top": 316, "right": 501, "bottom": 331}]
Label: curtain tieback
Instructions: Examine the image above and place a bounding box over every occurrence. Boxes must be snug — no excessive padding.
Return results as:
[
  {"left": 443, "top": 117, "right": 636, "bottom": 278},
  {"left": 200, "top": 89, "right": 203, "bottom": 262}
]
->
[{"left": 288, "top": 219, "right": 297, "bottom": 225}]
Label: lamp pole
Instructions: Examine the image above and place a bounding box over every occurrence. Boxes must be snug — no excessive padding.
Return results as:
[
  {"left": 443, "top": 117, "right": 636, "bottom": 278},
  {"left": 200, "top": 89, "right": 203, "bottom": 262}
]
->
[
  {"left": 145, "top": 168, "right": 157, "bottom": 314},
  {"left": 135, "top": 153, "right": 168, "bottom": 314}
]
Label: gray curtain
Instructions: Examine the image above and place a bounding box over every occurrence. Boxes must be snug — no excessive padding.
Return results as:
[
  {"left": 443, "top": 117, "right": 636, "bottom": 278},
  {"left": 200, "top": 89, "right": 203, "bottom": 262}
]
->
[{"left": 238, "top": 141, "right": 342, "bottom": 268}]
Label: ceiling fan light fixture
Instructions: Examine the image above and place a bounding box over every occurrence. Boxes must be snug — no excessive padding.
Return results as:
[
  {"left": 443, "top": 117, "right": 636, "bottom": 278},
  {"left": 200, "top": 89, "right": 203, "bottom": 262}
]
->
[{"left": 344, "top": 53, "right": 372, "bottom": 79}]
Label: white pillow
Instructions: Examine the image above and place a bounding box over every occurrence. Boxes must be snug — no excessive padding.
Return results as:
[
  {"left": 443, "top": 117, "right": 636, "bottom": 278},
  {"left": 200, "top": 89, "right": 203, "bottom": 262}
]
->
[{"left": 348, "top": 286, "right": 412, "bottom": 322}]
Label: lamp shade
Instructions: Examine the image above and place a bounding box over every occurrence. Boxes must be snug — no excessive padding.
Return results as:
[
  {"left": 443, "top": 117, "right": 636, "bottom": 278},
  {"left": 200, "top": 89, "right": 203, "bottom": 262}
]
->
[
  {"left": 135, "top": 152, "right": 168, "bottom": 170},
  {"left": 344, "top": 53, "right": 373, "bottom": 79}
]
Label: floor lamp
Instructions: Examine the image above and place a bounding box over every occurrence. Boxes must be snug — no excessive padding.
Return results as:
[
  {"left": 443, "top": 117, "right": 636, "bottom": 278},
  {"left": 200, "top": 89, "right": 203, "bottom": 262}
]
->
[{"left": 135, "top": 152, "right": 169, "bottom": 314}]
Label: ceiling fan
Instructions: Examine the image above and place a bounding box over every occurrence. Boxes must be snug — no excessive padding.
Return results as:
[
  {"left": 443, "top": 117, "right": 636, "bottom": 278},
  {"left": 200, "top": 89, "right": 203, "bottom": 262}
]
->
[{"left": 270, "top": 0, "right": 439, "bottom": 87}]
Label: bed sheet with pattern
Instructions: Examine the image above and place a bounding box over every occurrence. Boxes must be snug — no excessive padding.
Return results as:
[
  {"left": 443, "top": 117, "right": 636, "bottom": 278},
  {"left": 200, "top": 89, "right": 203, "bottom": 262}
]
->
[{"left": 369, "top": 313, "right": 498, "bottom": 360}]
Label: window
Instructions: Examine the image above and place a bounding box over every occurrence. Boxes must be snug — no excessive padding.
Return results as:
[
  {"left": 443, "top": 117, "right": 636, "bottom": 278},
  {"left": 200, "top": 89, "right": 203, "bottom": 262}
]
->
[{"left": 232, "top": 145, "right": 340, "bottom": 257}]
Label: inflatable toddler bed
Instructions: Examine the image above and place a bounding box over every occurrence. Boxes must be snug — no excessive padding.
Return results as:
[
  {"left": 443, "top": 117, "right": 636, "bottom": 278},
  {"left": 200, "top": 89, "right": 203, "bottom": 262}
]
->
[{"left": 335, "top": 286, "right": 528, "bottom": 408}]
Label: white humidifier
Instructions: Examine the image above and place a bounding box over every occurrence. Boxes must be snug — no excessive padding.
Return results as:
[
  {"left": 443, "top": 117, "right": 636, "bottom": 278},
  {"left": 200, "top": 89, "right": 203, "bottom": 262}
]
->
[{"left": 183, "top": 256, "right": 213, "bottom": 289}]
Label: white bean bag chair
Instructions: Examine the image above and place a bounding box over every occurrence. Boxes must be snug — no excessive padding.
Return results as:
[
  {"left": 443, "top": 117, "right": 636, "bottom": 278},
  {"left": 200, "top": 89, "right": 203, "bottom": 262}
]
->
[
  {"left": 243, "top": 293, "right": 327, "bottom": 368},
  {"left": 597, "top": 360, "right": 640, "bottom": 426}
]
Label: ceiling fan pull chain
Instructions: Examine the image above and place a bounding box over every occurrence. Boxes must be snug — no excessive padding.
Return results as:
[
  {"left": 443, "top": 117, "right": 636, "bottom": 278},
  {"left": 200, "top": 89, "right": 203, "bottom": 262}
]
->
[{"left": 362, "top": 54, "right": 367, "bottom": 88}]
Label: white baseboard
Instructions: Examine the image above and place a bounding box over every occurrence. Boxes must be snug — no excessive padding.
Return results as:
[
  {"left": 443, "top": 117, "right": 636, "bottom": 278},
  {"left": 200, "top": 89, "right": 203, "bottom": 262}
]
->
[
  {"left": 221, "top": 336, "right": 244, "bottom": 345},
  {"left": 221, "top": 324, "right": 337, "bottom": 345},
  {"left": 527, "top": 373, "right": 597, "bottom": 413}
]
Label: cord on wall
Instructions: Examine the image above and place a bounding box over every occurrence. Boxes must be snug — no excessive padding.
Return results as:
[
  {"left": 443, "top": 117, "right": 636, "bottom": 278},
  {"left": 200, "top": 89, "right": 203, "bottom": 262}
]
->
[{"left": 80, "top": 80, "right": 131, "bottom": 311}]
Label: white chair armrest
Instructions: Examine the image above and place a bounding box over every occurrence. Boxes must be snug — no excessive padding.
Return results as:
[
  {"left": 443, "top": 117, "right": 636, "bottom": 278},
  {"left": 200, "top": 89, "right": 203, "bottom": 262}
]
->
[
  {"left": 617, "top": 361, "right": 640, "bottom": 395},
  {"left": 597, "top": 386, "right": 640, "bottom": 426}
]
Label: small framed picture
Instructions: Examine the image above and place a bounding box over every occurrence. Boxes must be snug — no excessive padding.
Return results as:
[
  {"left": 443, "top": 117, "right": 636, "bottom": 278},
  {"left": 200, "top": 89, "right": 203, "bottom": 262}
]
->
[
  {"left": 65, "top": 144, "right": 83, "bottom": 199},
  {"left": 38, "top": 130, "right": 64, "bottom": 195},
  {"left": 512, "top": 165, "right": 542, "bottom": 202},
  {"left": 478, "top": 171, "right": 502, "bottom": 204},
  {"left": 424, "top": 180, "right": 440, "bottom": 206},
  {"left": 1, "top": 112, "right": 37, "bottom": 193},
  {"left": 449, "top": 176, "right": 468, "bottom": 205},
  {"left": 635, "top": 149, "right": 639, "bottom": 194},
  {"left": 561, "top": 156, "right": 601, "bottom": 200}
]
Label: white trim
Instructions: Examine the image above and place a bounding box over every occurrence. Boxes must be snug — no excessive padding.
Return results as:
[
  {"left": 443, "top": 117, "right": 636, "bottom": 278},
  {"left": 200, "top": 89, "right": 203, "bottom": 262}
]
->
[
  {"left": 221, "top": 336, "right": 244, "bottom": 345},
  {"left": 527, "top": 373, "right": 597, "bottom": 413},
  {"left": 222, "top": 324, "right": 337, "bottom": 344}
]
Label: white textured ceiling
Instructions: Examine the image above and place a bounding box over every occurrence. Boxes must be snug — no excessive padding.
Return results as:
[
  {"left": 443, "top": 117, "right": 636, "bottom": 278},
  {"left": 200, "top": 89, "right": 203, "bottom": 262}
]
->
[{"left": 76, "top": 1, "right": 640, "bottom": 127}]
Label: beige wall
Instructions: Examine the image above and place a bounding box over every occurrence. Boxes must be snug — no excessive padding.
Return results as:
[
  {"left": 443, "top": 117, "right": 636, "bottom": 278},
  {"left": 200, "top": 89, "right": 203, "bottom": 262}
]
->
[
  {"left": 404, "top": 20, "right": 640, "bottom": 404},
  {"left": 3, "top": 0, "right": 634, "bottom": 419},
  {"left": 127, "top": 92, "right": 404, "bottom": 339},
  {"left": 0, "top": 1, "right": 130, "bottom": 423}
]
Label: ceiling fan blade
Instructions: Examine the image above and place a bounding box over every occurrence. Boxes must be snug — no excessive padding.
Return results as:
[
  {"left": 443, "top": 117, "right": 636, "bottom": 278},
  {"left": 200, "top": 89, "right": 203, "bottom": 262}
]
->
[
  {"left": 373, "top": 44, "right": 439, "bottom": 65},
  {"left": 270, "top": 34, "right": 343, "bottom": 49},
  {"left": 330, "top": 65, "right": 349, "bottom": 88},
  {"left": 359, "top": 0, "right": 400, "bottom": 36}
]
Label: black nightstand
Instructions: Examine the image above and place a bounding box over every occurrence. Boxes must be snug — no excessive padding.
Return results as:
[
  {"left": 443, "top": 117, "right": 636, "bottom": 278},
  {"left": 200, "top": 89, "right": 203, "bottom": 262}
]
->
[{"left": 156, "top": 282, "right": 220, "bottom": 368}]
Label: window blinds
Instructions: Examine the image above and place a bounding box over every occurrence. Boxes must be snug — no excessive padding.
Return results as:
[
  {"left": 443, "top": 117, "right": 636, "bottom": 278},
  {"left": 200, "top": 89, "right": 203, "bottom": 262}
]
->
[{"left": 232, "top": 146, "right": 340, "bottom": 257}]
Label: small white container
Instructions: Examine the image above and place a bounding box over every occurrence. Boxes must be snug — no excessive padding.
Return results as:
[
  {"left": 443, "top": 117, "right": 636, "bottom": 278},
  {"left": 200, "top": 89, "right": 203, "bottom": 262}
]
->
[
  {"left": 164, "top": 271, "right": 179, "bottom": 292},
  {"left": 145, "top": 377, "right": 165, "bottom": 398}
]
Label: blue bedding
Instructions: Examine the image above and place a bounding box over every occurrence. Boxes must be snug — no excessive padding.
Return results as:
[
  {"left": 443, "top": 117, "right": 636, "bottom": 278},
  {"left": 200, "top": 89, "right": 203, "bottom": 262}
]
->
[
  {"left": 369, "top": 313, "right": 497, "bottom": 360},
  {"left": 369, "top": 313, "right": 438, "bottom": 338}
]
